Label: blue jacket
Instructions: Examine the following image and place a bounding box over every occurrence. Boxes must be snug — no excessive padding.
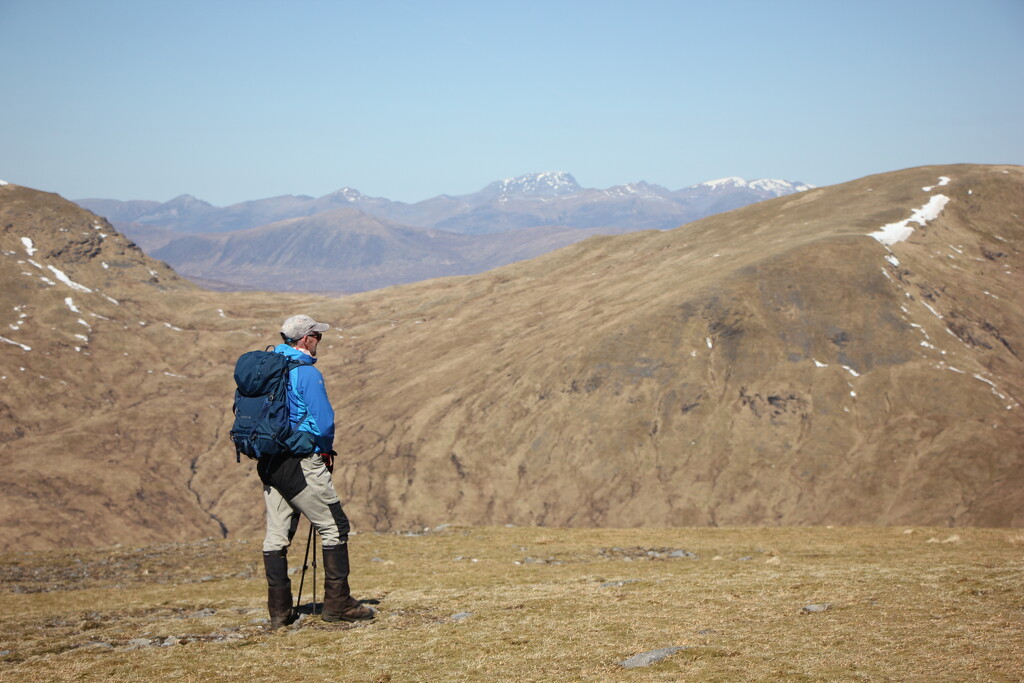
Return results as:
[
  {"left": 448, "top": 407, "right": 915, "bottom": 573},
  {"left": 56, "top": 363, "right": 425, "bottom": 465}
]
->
[{"left": 273, "top": 343, "right": 335, "bottom": 453}]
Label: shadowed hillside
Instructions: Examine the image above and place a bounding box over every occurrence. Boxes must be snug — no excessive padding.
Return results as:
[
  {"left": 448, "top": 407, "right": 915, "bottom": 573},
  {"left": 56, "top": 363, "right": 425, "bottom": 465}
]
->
[{"left": 1, "top": 164, "right": 1022, "bottom": 551}]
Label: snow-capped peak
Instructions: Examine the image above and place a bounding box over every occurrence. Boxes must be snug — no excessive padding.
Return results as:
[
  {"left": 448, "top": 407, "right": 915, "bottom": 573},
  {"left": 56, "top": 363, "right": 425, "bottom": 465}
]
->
[
  {"left": 328, "top": 187, "right": 365, "bottom": 201},
  {"left": 603, "top": 181, "right": 668, "bottom": 199},
  {"left": 492, "top": 171, "right": 581, "bottom": 198},
  {"left": 701, "top": 177, "right": 749, "bottom": 189},
  {"left": 749, "top": 179, "right": 814, "bottom": 195},
  {"left": 695, "top": 177, "right": 813, "bottom": 196}
]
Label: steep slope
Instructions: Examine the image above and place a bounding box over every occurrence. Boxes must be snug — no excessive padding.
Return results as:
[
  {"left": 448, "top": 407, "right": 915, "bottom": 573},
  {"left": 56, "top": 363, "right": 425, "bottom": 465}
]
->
[
  {"left": 287, "top": 163, "right": 1022, "bottom": 533},
  {"left": 2, "top": 164, "right": 1021, "bottom": 553},
  {"left": 0, "top": 184, "right": 320, "bottom": 549}
]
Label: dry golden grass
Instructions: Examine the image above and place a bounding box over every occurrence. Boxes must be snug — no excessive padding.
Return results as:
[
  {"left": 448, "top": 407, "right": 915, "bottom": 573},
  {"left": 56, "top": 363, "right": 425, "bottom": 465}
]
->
[{"left": 1, "top": 526, "right": 1022, "bottom": 681}]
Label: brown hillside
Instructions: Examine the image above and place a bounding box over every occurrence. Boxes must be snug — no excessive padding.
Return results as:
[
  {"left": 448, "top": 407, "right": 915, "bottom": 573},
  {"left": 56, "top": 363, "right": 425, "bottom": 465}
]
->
[{"left": 1, "top": 164, "right": 1022, "bottom": 551}]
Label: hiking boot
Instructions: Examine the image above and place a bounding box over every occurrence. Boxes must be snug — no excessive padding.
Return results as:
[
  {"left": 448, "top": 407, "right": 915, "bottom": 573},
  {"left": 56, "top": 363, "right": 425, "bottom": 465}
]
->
[
  {"left": 322, "top": 544, "right": 375, "bottom": 623},
  {"left": 322, "top": 593, "right": 374, "bottom": 622},
  {"left": 263, "top": 549, "right": 296, "bottom": 630},
  {"left": 267, "top": 585, "right": 297, "bottom": 629}
]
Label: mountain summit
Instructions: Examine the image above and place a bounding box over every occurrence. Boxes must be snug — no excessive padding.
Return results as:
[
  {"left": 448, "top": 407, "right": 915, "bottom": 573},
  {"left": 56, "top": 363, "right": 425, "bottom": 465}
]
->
[
  {"left": 698, "top": 177, "right": 813, "bottom": 196},
  {"left": 483, "top": 171, "right": 583, "bottom": 199}
]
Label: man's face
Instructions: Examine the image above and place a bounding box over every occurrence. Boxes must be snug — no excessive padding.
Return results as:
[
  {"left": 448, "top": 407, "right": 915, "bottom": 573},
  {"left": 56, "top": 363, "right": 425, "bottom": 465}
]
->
[
  {"left": 303, "top": 331, "right": 319, "bottom": 358},
  {"left": 301, "top": 331, "right": 322, "bottom": 357}
]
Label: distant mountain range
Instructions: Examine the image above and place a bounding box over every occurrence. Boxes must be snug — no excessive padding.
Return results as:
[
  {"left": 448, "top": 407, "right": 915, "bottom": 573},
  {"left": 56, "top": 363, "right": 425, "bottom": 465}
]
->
[{"left": 76, "top": 172, "right": 814, "bottom": 293}]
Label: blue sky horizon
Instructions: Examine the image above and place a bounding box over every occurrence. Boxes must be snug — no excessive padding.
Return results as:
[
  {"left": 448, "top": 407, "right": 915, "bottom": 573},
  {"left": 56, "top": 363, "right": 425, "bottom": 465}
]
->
[{"left": 1, "top": 0, "right": 1022, "bottom": 206}]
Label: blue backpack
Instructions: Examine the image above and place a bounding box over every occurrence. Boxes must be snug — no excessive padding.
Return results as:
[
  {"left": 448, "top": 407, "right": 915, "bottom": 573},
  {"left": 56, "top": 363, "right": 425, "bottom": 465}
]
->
[{"left": 230, "top": 349, "right": 299, "bottom": 462}]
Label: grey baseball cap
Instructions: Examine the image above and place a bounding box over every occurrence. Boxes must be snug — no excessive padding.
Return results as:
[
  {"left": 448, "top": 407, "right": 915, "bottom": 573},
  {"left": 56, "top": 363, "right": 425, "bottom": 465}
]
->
[{"left": 280, "top": 314, "right": 330, "bottom": 341}]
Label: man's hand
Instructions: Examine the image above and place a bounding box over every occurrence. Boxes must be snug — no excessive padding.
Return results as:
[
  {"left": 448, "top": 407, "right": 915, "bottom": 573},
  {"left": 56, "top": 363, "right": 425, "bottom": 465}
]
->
[{"left": 320, "top": 451, "right": 335, "bottom": 473}]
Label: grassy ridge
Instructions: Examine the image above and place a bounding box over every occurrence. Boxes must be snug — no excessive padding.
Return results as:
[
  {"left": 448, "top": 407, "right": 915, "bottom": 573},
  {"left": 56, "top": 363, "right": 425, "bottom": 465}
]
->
[{"left": 1, "top": 526, "right": 1022, "bottom": 681}]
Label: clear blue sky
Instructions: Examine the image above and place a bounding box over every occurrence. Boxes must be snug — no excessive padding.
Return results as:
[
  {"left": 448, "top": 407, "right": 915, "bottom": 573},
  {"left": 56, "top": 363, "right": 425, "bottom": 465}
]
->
[{"left": 1, "top": 0, "right": 1021, "bottom": 205}]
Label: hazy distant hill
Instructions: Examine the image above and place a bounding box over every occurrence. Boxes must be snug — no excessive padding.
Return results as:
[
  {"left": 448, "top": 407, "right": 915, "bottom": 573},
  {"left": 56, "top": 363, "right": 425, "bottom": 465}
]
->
[
  {"left": 149, "top": 210, "right": 637, "bottom": 293},
  {"left": 150, "top": 208, "right": 475, "bottom": 293},
  {"left": 4, "top": 164, "right": 1022, "bottom": 552},
  {"left": 77, "top": 172, "right": 813, "bottom": 293}
]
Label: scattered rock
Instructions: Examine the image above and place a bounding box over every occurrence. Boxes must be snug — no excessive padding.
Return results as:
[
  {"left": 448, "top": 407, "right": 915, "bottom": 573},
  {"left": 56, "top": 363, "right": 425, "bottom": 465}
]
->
[
  {"left": 515, "top": 556, "right": 561, "bottom": 565},
  {"left": 599, "top": 546, "right": 697, "bottom": 561},
  {"left": 925, "top": 534, "right": 962, "bottom": 544},
  {"left": 619, "top": 646, "right": 687, "bottom": 669},
  {"left": 801, "top": 603, "right": 831, "bottom": 613},
  {"left": 124, "top": 638, "right": 154, "bottom": 650},
  {"left": 737, "top": 556, "right": 754, "bottom": 561},
  {"left": 765, "top": 556, "right": 782, "bottom": 565},
  {"left": 161, "top": 636, "right": 180, "bottom": 647},
  {"left": 451, "top": 612, "right": 473, "bottom": 621},
  {"left": 600, "top": 579, "right": 638, "bottom": 588},
  {"left": 0, "top": 650, "right": 9, "bottom": 656},
  {"left": 191, "top": 608, "right": 216, "bottom": 618},
  {"left": 697, "top": 629, "right": 718, "bottom": 635},
  {"left": 78, "top": 642, "right": 113, "bottom": 650}
]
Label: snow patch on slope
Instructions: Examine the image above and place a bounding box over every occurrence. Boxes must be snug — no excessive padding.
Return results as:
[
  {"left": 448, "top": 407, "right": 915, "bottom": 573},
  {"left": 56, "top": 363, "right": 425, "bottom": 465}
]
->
[
  {"left": 869, "top": 194, "right": 950, "bottom": 246},
  {"left": 47, "top": 265, "right": 93, "bottom": 293},
  {"left": 0, "top": 336, "right": 31, "bottom": 351}
]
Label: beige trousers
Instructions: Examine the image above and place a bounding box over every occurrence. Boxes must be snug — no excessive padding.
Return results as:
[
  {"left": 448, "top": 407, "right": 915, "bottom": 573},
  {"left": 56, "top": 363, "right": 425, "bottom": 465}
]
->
[{"left": 262, "top": 453, "right": 350, "bottom": 551}]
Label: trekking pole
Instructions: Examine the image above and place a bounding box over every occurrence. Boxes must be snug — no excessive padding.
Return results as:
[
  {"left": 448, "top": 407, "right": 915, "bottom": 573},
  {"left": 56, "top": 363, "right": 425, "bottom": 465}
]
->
[
  {"left": 296, "top": 522, "right": 313, "bottom": 614},
  {"left": 312, "top": 528, "right": 319, "bottom": 615}
]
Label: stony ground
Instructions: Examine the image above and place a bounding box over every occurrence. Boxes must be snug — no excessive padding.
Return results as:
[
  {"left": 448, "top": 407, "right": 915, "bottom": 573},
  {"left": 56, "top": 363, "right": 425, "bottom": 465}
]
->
[{"left": 1, "top": 526, "right": 1022, "bottom": 681}]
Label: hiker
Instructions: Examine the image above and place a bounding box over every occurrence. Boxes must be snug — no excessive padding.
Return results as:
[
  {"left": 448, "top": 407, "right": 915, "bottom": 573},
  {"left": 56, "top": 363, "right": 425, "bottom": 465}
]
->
[{"left": 259, "top": 314, "right": 374, "bottom": 629}]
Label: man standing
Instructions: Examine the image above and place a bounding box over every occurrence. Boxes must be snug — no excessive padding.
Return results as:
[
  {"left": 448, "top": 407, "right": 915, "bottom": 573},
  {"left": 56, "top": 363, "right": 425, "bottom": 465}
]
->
[{"left": 259, "top": 314, "right": 374, "bottom": 629}]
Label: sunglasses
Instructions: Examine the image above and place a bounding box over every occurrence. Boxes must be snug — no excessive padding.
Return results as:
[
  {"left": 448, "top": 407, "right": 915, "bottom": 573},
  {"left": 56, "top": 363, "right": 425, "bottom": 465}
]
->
[{"left": 307, "top": 331, "right": 322, "bottom": 340}]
